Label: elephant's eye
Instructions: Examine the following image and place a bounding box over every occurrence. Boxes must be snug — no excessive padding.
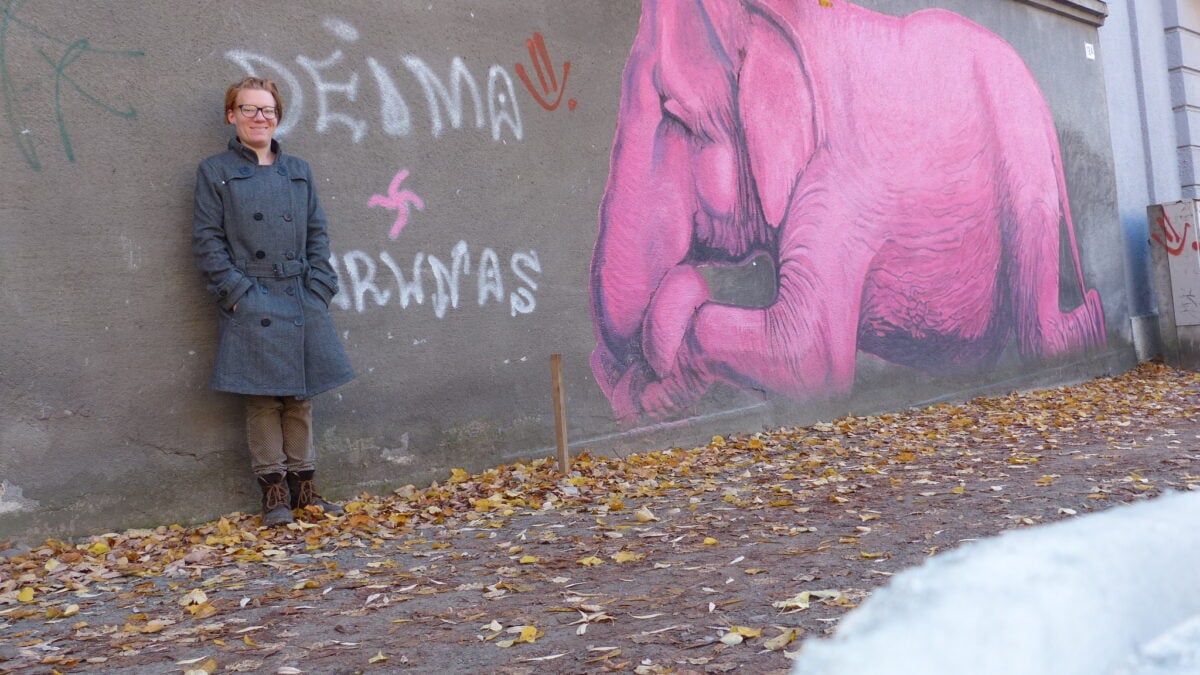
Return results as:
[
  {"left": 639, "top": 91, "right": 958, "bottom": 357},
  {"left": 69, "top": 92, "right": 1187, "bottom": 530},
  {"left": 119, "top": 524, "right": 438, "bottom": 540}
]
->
[{"left": 661, "top": 97, "right": 694, "bottom": 135}]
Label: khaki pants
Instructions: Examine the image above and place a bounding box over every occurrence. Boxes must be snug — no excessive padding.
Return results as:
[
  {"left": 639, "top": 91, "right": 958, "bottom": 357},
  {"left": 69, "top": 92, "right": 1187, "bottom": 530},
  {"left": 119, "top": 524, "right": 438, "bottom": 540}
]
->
[{"left": 245, "top": 395, "right": 314, "bottom": 476}]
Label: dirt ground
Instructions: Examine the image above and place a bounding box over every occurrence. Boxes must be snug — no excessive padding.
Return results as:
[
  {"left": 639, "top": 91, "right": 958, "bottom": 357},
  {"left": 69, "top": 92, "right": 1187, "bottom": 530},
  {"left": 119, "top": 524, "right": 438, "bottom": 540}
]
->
[{"left": 3, "top": 362, "right": 1200, "bottom": 675}]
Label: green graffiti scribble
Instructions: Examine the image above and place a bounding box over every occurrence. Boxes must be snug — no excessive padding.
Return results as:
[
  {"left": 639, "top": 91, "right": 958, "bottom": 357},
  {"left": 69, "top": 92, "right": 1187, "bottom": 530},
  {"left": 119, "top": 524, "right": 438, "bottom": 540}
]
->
[{"left": 1, "top": 0, "right": 143, "bottom": 170}]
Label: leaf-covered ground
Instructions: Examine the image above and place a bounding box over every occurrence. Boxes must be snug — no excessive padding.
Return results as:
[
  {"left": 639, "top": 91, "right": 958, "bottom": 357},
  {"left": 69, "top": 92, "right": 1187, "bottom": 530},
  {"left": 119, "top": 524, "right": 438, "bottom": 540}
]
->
[{"left": 3, "top": 363, "right": 1200, "bottom": 674}]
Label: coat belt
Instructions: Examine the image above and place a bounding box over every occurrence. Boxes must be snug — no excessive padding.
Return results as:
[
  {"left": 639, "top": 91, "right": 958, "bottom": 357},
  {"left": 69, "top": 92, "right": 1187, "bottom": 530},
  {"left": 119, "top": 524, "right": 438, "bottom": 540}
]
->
[{"left": 242, "top": 260, "right": 305, "bottom": 278}]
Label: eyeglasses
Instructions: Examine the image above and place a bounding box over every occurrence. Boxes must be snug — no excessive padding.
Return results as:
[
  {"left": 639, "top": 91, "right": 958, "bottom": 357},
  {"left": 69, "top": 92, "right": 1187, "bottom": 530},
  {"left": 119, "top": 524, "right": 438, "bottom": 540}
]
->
[{"left": 237, "top": 105, "right": 277, "bottom": 120}]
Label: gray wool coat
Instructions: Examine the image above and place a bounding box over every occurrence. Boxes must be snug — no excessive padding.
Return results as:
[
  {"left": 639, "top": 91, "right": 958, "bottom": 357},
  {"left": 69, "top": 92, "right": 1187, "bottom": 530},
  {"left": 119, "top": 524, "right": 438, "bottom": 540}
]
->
[{"left": 192, "top": 137, "right": 355, "bottom": 399}]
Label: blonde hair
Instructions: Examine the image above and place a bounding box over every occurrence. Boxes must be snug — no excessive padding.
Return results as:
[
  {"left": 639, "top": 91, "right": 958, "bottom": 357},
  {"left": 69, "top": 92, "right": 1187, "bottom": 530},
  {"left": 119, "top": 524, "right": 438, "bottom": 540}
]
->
[{"left": 224, "top": 76, "right": 284, "bottom": 123}]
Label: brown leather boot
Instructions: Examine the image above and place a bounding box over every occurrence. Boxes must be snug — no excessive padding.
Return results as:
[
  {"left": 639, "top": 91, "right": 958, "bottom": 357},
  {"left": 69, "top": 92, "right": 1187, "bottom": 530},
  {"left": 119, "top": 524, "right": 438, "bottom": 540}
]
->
[
  {"left": 257, "top": 473, "right": 294, "bottom": 527},
  {"left": 286, "top": 470, "right": 345, "bottom": 516}
]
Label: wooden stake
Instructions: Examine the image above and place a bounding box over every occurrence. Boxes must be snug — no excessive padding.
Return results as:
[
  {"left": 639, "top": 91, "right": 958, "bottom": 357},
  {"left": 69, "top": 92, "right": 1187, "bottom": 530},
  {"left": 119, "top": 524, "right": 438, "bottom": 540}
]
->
[{"left": 550, "top": 353, "right": 570, "bottom": 472}]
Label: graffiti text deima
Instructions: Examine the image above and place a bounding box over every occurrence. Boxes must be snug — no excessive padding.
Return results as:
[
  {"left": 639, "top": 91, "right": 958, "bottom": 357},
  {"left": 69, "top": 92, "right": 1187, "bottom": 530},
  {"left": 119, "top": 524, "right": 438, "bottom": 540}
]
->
[{"left": 226, "top": 17, "right": 522, "bottom": 144}]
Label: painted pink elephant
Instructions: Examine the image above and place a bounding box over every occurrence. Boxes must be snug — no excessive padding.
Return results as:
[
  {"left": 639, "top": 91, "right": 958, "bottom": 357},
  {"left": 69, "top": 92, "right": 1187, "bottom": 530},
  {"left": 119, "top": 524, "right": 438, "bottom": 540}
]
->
[{"left": 589, "top": 0, "right": 1106, "bottom": 424}]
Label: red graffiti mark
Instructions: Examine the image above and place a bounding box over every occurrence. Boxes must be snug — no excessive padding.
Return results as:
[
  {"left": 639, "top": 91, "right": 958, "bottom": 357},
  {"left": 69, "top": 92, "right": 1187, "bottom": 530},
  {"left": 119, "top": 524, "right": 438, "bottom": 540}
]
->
[
  {"left": 368, "top": 169, "right": 425, "bottom": 239},
  {"left": 516, "top": 32, "right": 575, "bottom": 111},
  {"left": 1152, "top": 212, "right": 1195, "bottom": 256}
]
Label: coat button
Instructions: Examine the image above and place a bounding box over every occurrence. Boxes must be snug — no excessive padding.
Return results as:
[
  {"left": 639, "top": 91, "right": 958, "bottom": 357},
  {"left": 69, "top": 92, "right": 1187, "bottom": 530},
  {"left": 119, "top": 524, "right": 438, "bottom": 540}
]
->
[
  {"left": 253, "top": 212, "right": 263, "bottom": 221},
  {"left": 285, "top": 251, "right": 295, "bottom": 260},
  {"left": 294, "top": 318, "right": 304, "bottom": 326},
  {"left": 283, "top": 213, "right": 293, "bottom": 222},
  {"left": 219, "top": 289, "right": 228, "bottom": 297},
  {"left": 239, "top": 166, "right": 251, "bottom": 176},
  {"left": 255, "top": 250, "right": 266, "bottom": 259},
  {"left": 260, "top": 318, "right": 271, "bottom": 327},
  {"left": 259, "top": 285, "right": 268, "bottom": 293},
  {"left": 278, "top": 166, "right": 288, "bottom": 176},
  {"left": 286, "top": 287, "right": 295, "bottom": 296}
]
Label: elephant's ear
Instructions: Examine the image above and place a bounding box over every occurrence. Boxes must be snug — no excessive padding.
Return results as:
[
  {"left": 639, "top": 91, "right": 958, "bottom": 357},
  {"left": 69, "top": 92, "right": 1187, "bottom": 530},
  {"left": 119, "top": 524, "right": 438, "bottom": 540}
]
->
[{"left": 737, "top": 14, "right": 817, "bottom": 228}]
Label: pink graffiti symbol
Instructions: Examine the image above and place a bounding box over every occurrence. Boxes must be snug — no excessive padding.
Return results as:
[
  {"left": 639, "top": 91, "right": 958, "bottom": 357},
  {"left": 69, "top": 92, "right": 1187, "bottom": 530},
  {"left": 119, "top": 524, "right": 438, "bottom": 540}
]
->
[
  {"left": 369, "top": 169, "right": 425, "bottom": 239},
  {"left": 516, "top": 32, "right": 576, "bottom": 111},
  {"left": 1152, "top": 212, "right": 1196, "bottom": 256}
]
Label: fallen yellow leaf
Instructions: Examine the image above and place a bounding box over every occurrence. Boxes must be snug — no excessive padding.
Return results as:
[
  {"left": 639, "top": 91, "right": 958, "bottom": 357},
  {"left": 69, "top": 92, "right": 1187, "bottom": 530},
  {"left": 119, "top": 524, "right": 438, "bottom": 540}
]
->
[
  {"left": 612, "top": 551, "right": 644, "bottom": 563},
  {"left": 634, "top": 506, "right": 658, "bottom": 523},
  {"left": 497, "top": 625, "right": 544, "bottom": 647},
  {"left": 17, "top": 587, "right": 34, "bottom": 603},
  {"left": 189, "top": 603, "right": 219, "bottom": 619},
  {"left": 731, "top": 625, "right": 762, "bottom": 638},
  {"left": 577, "top": 556, "right": 604, "bottom": 567},
  {"left": 773, "top": 590, "right": 842, "bottom": 611},
  {"left": 182, "top": 657, "right": 218, "bottom": 675},
  {"left": 703, "top": 537, "right": 719, "bottom": 546},
  {"left": 764, "top": 629, "right": 797, "bottom": 651},
  {"left": 516, "top": 625, "right": 541, "bottom": 643},
  {"left": 178, "top": 589, "right": 207, "bottom": 606},
  {"left": 368, "top": 650, "right": 389, "bottom": 663}
]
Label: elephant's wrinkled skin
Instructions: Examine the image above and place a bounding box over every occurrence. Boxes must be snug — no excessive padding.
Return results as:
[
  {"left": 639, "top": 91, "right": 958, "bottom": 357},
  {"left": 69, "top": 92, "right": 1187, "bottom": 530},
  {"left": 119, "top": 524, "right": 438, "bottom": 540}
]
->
[{"left": 589, "top": 0, "right": 1106, "bottom": 424}]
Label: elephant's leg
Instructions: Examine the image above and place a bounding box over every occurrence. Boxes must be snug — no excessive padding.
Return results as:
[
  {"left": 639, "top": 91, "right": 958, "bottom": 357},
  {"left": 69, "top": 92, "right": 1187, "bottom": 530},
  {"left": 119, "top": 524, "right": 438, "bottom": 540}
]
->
[
  {"left": 1004, "top": 177, "right": 1106, "bottom": 357},
  {"left": 643, "top": 265, "right": 712, "bottom": 377},
  {"left": 589, "top": 339, "right": 624, "bottom": 400},
  {"left": 603, "top": 264, "right": 710, "bottom": 427},
  {"left": 989, "top": 76, "right": 1106, "bottom": 357},
  {"left": 639, "top": 201, "right": 867, "bottom": 417},
  {"left": 590, "top": 133, "right": 698, "bottom": 408},
  {"left": 634, "top": 265, "right": 716, "bottom": 419},
  {"left": 591, "top": 229, "right": 696, "bottom": 423}
]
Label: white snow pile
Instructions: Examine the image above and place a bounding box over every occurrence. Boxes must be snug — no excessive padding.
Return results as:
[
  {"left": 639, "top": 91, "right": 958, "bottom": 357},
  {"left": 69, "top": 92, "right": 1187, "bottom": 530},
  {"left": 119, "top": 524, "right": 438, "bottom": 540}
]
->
[{"left": 791, "top": 491, "right": 1200, "bottom": 675}]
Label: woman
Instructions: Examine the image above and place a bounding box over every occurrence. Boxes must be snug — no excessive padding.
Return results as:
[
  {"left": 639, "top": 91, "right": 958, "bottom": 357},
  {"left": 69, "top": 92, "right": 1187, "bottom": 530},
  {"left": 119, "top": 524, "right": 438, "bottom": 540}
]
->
[{"left": 192, "top": 76, "right": 355, "bottom": 526}]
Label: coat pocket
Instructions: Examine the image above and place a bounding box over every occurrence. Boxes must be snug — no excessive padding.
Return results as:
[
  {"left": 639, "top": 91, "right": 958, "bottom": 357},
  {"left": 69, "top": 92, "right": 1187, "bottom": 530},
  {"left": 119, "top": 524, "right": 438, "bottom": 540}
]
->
[
  {"left": 306, "top": 277, "right": 335, "bottom": 307},
  {"left": 218, "top": 302, "right": 238, "bottom": 325}
]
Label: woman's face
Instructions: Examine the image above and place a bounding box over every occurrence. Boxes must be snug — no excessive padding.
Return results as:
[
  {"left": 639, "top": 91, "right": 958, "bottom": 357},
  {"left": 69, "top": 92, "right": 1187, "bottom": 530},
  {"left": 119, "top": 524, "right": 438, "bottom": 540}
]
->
[{"left": 226, "top": 88, "right": 277, "bottom": 152}]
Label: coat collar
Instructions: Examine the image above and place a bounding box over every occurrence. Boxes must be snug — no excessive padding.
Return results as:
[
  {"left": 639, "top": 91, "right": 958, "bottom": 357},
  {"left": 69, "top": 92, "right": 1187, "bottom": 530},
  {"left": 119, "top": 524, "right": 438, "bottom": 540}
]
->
[{"left": 228, "top": 136, "right": 282, "bottom": 164}]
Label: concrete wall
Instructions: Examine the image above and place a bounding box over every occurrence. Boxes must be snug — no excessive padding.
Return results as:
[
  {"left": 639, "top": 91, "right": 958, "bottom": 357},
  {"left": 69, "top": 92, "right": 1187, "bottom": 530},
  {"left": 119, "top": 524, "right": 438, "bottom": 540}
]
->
[
  {"left": 1164, "top": 0, "right": 1200, "bottom": 199},
  {"left": 1100, "top": 0, "right": 1183, "bottom": 358},
  {"left": 1100, "top": 0, "right": 1200, "bottom": 364},
  {"left": 0, "top": 0, "right": 1134, "bottom": 543}
]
